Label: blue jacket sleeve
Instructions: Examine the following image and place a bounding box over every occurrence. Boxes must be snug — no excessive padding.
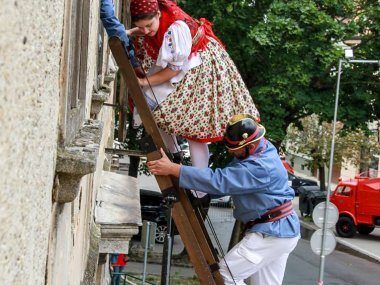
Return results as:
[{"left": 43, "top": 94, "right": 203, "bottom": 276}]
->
[
  {"left": 100, "top": 0, "right": 139, "bottom": 67},
  {"left": 179, "top": 162, "right": 270, "bottom": 196}
]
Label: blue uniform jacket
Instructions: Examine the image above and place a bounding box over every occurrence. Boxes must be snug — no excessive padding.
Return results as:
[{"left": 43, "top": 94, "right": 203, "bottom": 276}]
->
[
  {"left": 100, "top": 0, "right": 139, "bottom": 67},
  {"left": 179, "top": 139, "right": 300, "bottom": 238}
]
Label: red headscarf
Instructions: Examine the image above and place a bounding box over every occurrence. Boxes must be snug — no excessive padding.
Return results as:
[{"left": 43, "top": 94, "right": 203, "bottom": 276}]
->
[
  {"left": 130, "top": 0, "right": 159, "bottom": 18},
  {"left": 132, "top": 0, "right": 224, "bottom": 60}
]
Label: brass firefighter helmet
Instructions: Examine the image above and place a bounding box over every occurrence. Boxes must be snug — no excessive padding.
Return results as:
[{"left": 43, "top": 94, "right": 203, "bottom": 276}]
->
[{"left": 224, "top": 114, "right": 266, "bottom": 150}]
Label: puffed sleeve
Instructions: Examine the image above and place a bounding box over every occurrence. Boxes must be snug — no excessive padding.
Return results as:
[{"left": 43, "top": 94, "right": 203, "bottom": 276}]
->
[{"left": 156, "top": 20, "right": 192, "bottom": 70}]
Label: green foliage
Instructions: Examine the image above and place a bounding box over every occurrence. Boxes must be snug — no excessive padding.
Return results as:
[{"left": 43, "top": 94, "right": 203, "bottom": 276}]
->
[
  {"left": 286, "top": 114, "right": 380, "bottom": 172},
  {"left": 123, "top": 1, "right": 379, "bottom": 171},
  {"left": 178, "top": 0, "right": 380, "bottom": 148},
  {"left": 209, "top": 141, "right": 234, "bottom": 169},
  {"left": 286, "top": 114, "right": 344, "bottom": 170},
  {"left": 339, "top": 128, "right": 380, "bottom": 172}
]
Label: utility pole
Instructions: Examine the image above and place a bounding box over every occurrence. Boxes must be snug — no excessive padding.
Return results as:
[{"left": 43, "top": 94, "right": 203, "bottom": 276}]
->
[{"left": 318, "top": 48, "right": 380, "bottom": 284}]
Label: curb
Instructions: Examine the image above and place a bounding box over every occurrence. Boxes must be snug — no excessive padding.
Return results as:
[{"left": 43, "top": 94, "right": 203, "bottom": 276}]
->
[{"left": 299, "top": 219, "right": 380, "bottom": 264}]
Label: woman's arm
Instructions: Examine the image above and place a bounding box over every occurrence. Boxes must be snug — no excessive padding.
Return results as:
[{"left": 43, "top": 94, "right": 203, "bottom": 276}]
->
[
  {"left": 138, "top": 67, "right": 181, "bottom": 87},
  {"left": 126, "top": 27, "right": 145, "bottom": 37}
]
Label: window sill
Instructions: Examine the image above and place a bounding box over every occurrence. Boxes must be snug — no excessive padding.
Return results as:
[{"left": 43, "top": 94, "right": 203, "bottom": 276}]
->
[{"left": 54, "top": 119, "right": 103, "bottom": 203}]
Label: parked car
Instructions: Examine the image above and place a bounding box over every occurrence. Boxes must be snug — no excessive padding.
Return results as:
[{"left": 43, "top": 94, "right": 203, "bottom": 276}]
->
[
  {"left": 288, "top": 173, "right": 318, "bottom": 195},
  {"left": 210, "top": 195, "right": 233, "bottom": 207},
  {"left": 178, "top": 141, "right": 190, "bottom": 158},
  {"left": 139, "top": 189, "right": 177, "bottom": 244},
  {"left": 298, "top": 185, "right": 326, "bottom": 216}
]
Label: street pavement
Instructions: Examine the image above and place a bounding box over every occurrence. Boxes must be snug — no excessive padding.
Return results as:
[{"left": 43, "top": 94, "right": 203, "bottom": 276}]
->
[
  {"left": 136, "top": 170, "right": 380, "bottom": 264},
  {"left": 121, "top": 163, "right": 380, "bottom": 284},
  {"left": 292, "top": 196, "right": 380, "bottom": 263}
]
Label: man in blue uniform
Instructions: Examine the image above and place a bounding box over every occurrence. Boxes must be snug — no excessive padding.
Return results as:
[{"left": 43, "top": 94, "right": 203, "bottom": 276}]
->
[{"left": 147, "top": 114, "right": 300, "bottom": 285}]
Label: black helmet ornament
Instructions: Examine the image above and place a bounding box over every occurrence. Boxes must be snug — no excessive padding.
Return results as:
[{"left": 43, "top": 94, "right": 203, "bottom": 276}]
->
[{"left": 224, "top": 114, "right": 266, "bottom": 150}]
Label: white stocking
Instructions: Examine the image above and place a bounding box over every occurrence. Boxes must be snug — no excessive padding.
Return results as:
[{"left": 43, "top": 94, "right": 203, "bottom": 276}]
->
[
  {"left": 188, "top": 140, "right": 209, "bottom": 198},
  {"left": 159, "top": 129, "right": 181, "bottom": 153}
]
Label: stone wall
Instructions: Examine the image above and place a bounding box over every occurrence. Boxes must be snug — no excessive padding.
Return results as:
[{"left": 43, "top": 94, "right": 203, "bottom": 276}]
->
[
  {"left": 0, "top": 1, "right": 65, "bottom": 284},
  {"left": 0, "top": 0, "right": 126, "bottom": 284}
]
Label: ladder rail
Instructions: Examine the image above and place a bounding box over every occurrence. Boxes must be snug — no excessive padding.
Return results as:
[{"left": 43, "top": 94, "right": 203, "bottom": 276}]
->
[{"left": 108, "top": 37, "right": 224, "bottom": 285}]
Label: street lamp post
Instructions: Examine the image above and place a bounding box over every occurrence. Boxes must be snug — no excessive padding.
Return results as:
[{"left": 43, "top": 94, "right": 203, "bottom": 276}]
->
[{"left": 317, "top": 52, "right": 380, "bottom": 284}]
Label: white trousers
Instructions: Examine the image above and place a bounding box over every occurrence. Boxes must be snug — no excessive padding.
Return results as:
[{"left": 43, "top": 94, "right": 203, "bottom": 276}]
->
[{"left": 219, "top": 232, "right": 300, "bottom": 285}]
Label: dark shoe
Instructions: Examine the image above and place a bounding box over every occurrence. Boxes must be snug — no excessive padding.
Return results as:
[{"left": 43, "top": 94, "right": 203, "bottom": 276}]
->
[{"left": 172, "top": 152, "right": 184, "bottom": 164}]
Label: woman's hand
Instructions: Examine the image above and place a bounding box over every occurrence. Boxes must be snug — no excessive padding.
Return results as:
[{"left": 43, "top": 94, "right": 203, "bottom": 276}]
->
[
  {"left": 126, "top": 27, "right": 143, "bottom": 36},
  {"left": 147, "top": 148, "right": 181, "bottom": 177},
  {"left": 137, "top": 77, "right": 148, "bottom": 87}
]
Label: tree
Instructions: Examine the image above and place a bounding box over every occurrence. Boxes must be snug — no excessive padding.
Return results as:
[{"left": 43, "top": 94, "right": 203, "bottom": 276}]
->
[
  {"left": 178, "top": 0, "right": 380, "bottom": 149},
  {"left": 285, "top": 114, "right": 380, "bottom": 189},
  {"left": 339, "top": 127, "right": 380, "bottom": 176},
  {"left": 286, "top": 114, "right": 342, "bottom": 190}
]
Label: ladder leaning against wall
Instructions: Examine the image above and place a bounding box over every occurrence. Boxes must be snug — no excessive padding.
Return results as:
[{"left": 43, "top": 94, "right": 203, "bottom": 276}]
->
[{"left": 108, "top": 37, "right": 224, "bottom": 285}]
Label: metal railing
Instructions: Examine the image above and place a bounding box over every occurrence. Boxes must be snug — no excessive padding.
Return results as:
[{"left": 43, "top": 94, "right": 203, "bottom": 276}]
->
[{"left": 110, "top": 272, "right": 157, "bottom": 285}]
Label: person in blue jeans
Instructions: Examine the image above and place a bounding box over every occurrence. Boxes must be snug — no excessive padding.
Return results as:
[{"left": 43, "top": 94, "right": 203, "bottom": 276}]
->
[
  {"left": 110, "top": 254, "right": 128, "bottom": 285},
  {"left": 100, "top": 0, "right": 139, "bottom": 68}
]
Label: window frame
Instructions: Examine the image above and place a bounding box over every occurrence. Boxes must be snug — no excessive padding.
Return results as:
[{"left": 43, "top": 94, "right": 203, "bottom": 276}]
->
[{"left": 59, "top": 0, "right": 91, "bottom": 145}]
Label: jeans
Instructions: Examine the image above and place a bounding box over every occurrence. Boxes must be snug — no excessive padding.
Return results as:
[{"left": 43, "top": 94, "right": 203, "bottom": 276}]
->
[
  {"left": 100, "top": 0, "right": 139, "bottom": 67},
  {"left": 112, "top": 266, "right": 126, "bottom": 285}
]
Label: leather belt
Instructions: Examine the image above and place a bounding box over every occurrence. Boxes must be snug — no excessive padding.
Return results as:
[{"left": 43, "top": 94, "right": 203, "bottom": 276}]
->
[{"left": 244, "top": 201, "right": 294, "bottom": 231}]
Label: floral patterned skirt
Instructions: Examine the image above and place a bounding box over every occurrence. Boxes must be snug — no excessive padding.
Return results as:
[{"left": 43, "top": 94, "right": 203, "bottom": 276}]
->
[{"left": 139, "top": 38, "right": 259, "bottom": 143}]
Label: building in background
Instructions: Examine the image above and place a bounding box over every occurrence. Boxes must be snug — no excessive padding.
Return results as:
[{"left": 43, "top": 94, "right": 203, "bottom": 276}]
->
[{"left": 286, "top": 119, "right": 380, "bottom": 185}]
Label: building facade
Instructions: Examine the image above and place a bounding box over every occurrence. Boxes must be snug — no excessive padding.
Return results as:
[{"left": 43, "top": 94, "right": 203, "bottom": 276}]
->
[{"left": 0, "top": 1, "right": 139, "bottom": 284}]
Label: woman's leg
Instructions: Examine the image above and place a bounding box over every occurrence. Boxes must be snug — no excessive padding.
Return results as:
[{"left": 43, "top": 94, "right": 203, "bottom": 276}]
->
[
  {"left": 159, "top": 129, "right": 181, "bottom": 153},
  {"left": 188, "top": 140, "right": 209, "bottom": 198},
  {"left": 188, "top": 140, "right": 209, "bottom": 168}
]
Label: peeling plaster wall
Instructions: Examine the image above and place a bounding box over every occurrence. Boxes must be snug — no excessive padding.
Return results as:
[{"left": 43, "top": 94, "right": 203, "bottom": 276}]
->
[
  {"left": 0, "top": 1, "right": 65, "bottom": 284},
  {"left": 46, "top": 1, "right": 110, "bottom": 284},
  {"left": 0, "top": 0, "right": 117, "bottom": 284}
]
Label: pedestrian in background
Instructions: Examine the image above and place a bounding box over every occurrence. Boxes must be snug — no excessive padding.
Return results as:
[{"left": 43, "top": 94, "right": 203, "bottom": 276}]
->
[{"left": 110, "top": 254, "right": 128, "bottom": 285}]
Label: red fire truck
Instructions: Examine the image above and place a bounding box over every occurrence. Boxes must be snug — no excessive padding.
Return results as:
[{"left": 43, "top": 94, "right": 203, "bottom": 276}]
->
[{"left": 330, "top": 176, "right": 380, "bottom": 238}]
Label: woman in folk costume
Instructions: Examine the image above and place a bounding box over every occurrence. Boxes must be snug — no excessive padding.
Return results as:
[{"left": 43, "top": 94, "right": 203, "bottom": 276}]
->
[{"left": 128, "top": 0, "right": 259, "bottom": 196}]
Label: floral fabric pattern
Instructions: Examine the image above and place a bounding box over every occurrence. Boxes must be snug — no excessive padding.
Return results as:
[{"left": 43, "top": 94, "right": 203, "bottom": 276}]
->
[{"left": 137, "top": 38, "right": 260, "bottom": 143}]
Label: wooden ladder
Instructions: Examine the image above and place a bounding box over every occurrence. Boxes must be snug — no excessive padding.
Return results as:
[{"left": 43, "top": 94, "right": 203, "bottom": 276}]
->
[{"left": 109, "top": 37, "right": 224, "bottom": 285}]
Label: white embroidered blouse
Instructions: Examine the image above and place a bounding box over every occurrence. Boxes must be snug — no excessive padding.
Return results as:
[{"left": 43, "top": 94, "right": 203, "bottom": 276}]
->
[
  {"left": 139, "top": 20, "right": 203, "bottom": 114},
  {"left": 155, "top": 20, "right": 202, "bottom": 83}
]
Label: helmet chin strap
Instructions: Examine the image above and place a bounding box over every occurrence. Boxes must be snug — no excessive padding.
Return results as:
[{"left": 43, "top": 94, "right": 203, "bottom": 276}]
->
[
  {"left": 235, "top": 145, "right": 251, "bottom": 160},
  {"left": 238, "top": 142, "right": 258, "bottom": 160},
  {"left": 244, "top": 145, "right": 250, "bottom": 159}
]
